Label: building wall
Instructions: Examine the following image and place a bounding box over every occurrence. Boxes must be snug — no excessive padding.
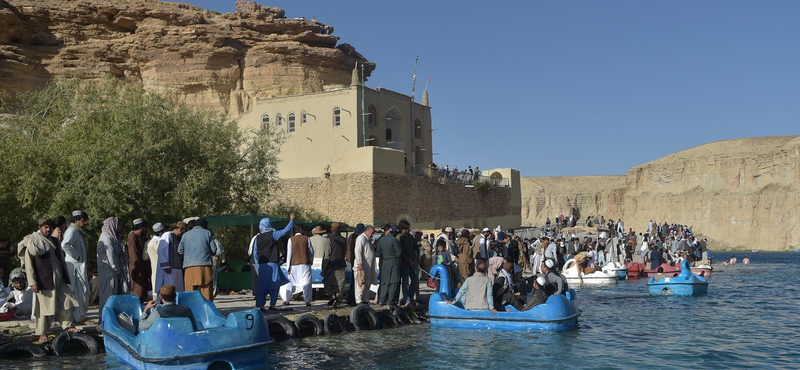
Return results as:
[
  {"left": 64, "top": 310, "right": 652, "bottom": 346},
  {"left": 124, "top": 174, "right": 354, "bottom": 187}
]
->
[{"left": 240, "top": 84, "right": 432, "bottom": 179}]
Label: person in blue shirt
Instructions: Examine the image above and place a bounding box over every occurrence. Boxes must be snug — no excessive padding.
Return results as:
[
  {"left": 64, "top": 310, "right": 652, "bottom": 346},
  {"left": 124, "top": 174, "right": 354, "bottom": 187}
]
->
[{"left": 248, "top": 214, "right": 295, "bottom": 312}]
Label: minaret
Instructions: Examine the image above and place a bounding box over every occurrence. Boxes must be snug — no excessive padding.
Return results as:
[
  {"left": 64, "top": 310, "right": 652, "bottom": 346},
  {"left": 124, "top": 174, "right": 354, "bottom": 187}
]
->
[
  {"left": 351, "top": 62, "right": 360, "bottom": 86},
  {"left": 422, "top": 89, "right": 429, "bottom": 106}
]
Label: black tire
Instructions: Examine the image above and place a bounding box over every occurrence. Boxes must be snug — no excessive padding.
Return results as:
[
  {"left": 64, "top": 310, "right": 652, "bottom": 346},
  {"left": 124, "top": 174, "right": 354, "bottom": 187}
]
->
[
  {"left": 392, "top": 309, "right": 413, "bottom": 325},
  {"left": 322, "top": 314, "right": 346, "bottom": 335},
  {"left": 349, "top": 304, "right": 380, "bottom": 330},
  {"left": 52, "top": 332, "right": 99, "bottom": 356},
  {"left": 294, "top": 314, "right": 324, "bottom": 337},
  {"left": 0, "top": 341, "right": 47, "bottom": 360},
  {"left": 406, "top": 309, "right": 422, "bottom": 324},
  {"left": 378, "top": 310, "right": 399, "bottom": 328},
  {"left": 265, "top": 315, "right": 297, "bottom": 341}
]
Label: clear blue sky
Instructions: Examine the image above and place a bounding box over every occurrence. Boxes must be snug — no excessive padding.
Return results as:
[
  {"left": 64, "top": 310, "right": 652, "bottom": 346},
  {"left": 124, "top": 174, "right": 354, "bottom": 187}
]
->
[{"left": 199, "top": 1, "right": 800, "bottom": 177}]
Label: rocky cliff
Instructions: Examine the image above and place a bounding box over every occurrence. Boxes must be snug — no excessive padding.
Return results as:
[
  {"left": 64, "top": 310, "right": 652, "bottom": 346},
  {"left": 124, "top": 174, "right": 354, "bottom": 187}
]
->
[
  {"left": 521, "top": 136, "right": 800, "bottom": 251},
  {"left": 0, "top": 0, "right": 374, "bottom": 115}
]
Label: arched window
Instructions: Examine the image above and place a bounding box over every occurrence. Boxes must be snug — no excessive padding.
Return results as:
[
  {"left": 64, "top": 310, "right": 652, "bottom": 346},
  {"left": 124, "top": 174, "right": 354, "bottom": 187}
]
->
[
  {"left": 288, "top": 113, "right": 296, "bottom": 133},
  {"left": 301, "top": 110, "right": 307, "bottom": 124},
  {"left": 333, "top": 107, "right": 341, "bottom": 126},
  {"left": 414, "top": 119, "right": 422, "bottom": 139},
  {"left": 261, "top": 114, "right": 270, "bottom": 130},
  {"left": 368, "top": 105, "right": 377, "bottom": 126},
  {"left": 276, "top": 113, "right": 283, "bottom": 126},
  {"left": 385, "top": 129, "right": 392, "bottom": 141}
]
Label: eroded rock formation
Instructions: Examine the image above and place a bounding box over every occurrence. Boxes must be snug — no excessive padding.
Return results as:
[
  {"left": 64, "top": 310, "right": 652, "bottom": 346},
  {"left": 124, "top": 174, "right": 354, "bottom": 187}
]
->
[
  {"left": 522, "top": 136, "right": 800, "bottom": 251},
  {"left": 0, "top": 0, "right": 374, "bottom": 115}
]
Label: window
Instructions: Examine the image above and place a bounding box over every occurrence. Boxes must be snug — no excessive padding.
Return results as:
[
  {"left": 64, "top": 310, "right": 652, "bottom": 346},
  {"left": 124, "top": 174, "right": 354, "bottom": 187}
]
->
[
  {"left": 368, "top": 105, "right": 377, "bottom": 126},
  {"left": 288, "top": 113, "right": 296, "bottom": 133},
  {"left": 301, "top": 110, "right": 307, "bottom": 124},
  {"left": 414, "top": 119, "right": 422, "bottom": 139},
  {"left": 276, "top": 114, "right": 283, "bottom": 126},
  {"left": 261, "top": 114, "right": 269, "bottom": 130},
  {"left": 385, "top": 129, "right": 392, "bottom": 141},
  {"left": 333, "top": 106, "right": 341, "bottom": 126}
]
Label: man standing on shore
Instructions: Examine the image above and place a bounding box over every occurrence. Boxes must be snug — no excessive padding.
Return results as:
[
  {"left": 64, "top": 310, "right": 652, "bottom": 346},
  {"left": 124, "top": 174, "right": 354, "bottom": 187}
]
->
[
  {"left": 62, "top": 210, "right": 90, "bottom": 323},
  {"left": 20, "top": 219, "right": 79, "bottom": 343},
  {"left": 178, "top": 218, "right": 220, "bottom": 301},
  {"left": 376, "top": 225, "right": 403, "bottom": 308},
  {"left": 398, "top": 221, "right": 419, "bottom": 307},
  {"left": 128, "top": 218, "right": 151, "bottom": 303},
  {"left": 286, "top": 225, "right": 314, "bottom": 306},
  {"left": 354, "top": 225, "right": 376, "bottom": 305},
  {"left": 321, "top": 223, "right": 347, "bottom": 308}
]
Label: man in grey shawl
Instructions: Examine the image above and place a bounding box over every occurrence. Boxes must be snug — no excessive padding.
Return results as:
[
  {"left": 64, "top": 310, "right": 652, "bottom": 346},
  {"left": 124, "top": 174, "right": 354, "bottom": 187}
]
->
[
  {"left": 19, "top": 219, "right": 79, "bottom": 343},
  {"left": 62, "top": 210, "right": 90, "bottom": 323},
  {"left": 97, "top": 216, "right": 125, "bottom": 324}
]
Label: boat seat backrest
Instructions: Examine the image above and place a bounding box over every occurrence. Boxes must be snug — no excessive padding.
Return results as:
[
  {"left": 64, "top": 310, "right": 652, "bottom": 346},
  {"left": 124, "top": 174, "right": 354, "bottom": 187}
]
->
[{"left": 175, "top": 291, "right": 226, "bottom": 329}]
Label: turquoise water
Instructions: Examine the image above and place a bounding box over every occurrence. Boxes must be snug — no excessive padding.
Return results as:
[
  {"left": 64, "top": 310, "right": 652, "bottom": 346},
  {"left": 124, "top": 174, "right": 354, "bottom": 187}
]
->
[{"left": 5, "top": 252, "right": 798, "bottom": 369}]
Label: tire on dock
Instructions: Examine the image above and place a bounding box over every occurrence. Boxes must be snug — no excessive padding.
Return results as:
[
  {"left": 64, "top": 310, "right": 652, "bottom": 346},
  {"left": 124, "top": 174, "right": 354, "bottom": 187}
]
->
[
  {"left": 265, "top": 315, "right": 297, "bottom": 341},
  {"left": 349, "top": 304, "right": 380, "bottom": 330},
  {"left": 322, "top": 314, "right": 346, "bottom": 335},
  {"left": 0, "top": 341, "right": 47, "bottom": 360},
  {"left": 378, "top": 310, "right": 400, "bottom": 328},
  {"left": 392, "top": 309, "right": 414, "bottom": 325},
  {"left": 294, "top": 314, "right": 324, "bottom": 337},
  {"left": 52, "top": 332, "right": 99, "bottom": 356}
]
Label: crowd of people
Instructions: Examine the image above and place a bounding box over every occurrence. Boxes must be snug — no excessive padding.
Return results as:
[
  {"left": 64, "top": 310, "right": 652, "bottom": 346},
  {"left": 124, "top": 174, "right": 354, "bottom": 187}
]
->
[
  {"left": 423, "top": 163, "right": 482, "bottom": 184},
  {"left": 0, "top": 210, "right": 222, "bottom": 343}
]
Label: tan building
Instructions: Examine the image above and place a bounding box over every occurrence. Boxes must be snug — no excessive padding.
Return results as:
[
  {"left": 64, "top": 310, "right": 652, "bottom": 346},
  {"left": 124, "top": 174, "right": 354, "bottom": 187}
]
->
[
  {"left": 240, "top": 67, "right": 521, "bottom": 230},
  {"left": 241, "top": 68, "right": 432, "bottom": 179}
]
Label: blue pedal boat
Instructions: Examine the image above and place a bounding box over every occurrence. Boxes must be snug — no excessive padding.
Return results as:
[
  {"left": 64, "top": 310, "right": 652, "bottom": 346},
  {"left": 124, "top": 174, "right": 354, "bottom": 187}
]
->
[
  {"left": 427, "top": 264, "right": 581, "bottom": 331},
  {"left": 647, "top": 260, "right": 709, "bottom": 296},
  {"left": 101, "top": 291, "right": 273, "bottom": 369}
]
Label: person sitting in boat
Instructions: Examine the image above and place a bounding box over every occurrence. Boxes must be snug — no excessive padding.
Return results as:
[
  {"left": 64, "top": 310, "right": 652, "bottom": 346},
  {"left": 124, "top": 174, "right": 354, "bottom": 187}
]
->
[
  {"left": 649, "top": 245, "right": 664, "bottom": 270},
  {"left": 541, "top": 259, "right": 568, "bottom": 295},
  {"left": 139, "top": 285, "right": 197, "bottom": 332},
  {"left": 742, "top": 256, "right": 750, "bottom": 264},
  {"left": 520, "top": 276, "right": 548, "bottom": 312},
  {"left": 492, "top": 258, "right": 524, "bottom": 311},
  {"left": 444, "top": 261, "right": 497, "bottom": 315},
  {"left": 653, "top": 266, "right": 666, "bottom": 281}
]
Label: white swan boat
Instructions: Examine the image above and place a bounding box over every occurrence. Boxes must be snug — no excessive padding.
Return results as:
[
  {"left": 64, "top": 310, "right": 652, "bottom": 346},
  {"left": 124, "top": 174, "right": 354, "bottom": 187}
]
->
[{"left": 562, "top": 259, "right": 619, "bottom": 285}]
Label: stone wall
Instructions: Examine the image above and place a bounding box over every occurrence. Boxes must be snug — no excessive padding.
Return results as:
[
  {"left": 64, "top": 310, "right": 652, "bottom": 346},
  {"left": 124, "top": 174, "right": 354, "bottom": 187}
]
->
[
  {"left": 520, "top": 136, "right": 800, "bottom": 251},
  {"left": 271, "top": 172, "right": 520, "bottom": 230}
]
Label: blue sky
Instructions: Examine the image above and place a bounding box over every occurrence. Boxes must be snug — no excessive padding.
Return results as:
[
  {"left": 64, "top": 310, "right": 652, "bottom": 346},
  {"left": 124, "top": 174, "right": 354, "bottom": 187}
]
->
[{"left": 199, "top": 1, "right": 800, "bottom": 176}]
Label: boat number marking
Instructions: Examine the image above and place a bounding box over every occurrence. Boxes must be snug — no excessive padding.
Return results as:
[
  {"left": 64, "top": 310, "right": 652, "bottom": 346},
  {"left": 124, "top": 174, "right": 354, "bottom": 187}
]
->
[{"left": 245, "top": 314, "right": 254, "bottom": 330}]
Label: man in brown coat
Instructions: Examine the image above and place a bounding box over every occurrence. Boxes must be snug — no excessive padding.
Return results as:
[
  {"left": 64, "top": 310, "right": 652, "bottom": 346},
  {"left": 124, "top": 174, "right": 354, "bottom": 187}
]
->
[
  {"left": 128, "top": 218, "right": 151, "bottom": 303},
  {"left": 285, "top": 225, "right": 314, "bottom": 306},
  {"left": 456, "top": 229, "right": 473, "bottom": 283}
]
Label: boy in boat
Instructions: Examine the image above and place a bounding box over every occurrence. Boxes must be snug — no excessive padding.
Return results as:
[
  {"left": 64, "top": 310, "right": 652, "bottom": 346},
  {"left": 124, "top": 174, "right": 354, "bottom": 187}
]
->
[
  {"left": 139, "top": 285, "right": 197, "bottom": 332},
  {"left": 444, "top": 261, "right": 497, "bottom": 315}
]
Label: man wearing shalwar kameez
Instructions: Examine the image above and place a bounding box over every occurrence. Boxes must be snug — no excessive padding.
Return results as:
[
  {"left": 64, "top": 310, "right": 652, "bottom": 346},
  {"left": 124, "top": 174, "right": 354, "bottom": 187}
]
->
[
  {"left": 248, "top": 215, "right": 295, "bottom": 311},
  {"left": 376, "top": 225, "right": 403, "bottom": 307},
  {"left": 353, "top": 225, "right": 377, "bottom": 305},
  {"left": 178, "top": 218, "right": 220, "bottom": 301},
  {"left": 128, "top": 218, "right": 151, "bottom": 303},
  {"left": 143, "top": 223, "right": 162, "bottom": 298},
  {"left": 20, "top": 219, "right": 79, "bottom": 343},
  {"left": 284, "top": 225, "right": 314, "bottom": 306},
  {"left": 62, "top": 210, "right": 90, "bottom": 323},
  {"left": 97, "top": 217, "right": 124, "bottom": 324}
]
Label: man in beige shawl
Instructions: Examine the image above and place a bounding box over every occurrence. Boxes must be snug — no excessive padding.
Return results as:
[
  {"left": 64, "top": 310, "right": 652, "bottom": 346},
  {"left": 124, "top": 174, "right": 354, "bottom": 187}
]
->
[{"left": 20, "top": 219, "right": 79, "bottom": 343}]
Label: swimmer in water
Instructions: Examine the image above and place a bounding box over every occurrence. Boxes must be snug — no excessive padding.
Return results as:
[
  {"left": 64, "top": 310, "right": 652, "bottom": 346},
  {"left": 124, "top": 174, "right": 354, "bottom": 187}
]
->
[{"left": 742, "top": 256, "right": 750, "bottom": 264}]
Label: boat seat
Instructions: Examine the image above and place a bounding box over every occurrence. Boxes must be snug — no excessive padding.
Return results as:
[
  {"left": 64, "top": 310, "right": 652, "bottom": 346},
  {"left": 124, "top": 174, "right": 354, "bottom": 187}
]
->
[
  {"left": 117, "top": 311, "right": 137, "bottom": 336},
  {"left": 175, "top": 291, "right": 226, "bottom": 330}
]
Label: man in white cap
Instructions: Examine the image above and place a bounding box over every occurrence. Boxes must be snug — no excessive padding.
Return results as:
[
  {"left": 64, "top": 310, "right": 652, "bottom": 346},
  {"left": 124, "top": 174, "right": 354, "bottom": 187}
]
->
[
  {"left": 436, "top": 226, "right": 461, "bottom": 287},
  {"left": 62, "top": 210, "right": 90, "bottom": 323},
  {"left": 284, "top": 225, "right": 315, "bottom": 306},
  {"left": 144, "top": 223, "right": 166, "bottom": 299},
  {"left": 474, "top": 228, "right": 492, "bottom": 265},
  {"left": 541, "top": 258, "right": 568, "bottom": 295},
  {"left": 520, "top": 276, "right": 548, "bottom": 312}
]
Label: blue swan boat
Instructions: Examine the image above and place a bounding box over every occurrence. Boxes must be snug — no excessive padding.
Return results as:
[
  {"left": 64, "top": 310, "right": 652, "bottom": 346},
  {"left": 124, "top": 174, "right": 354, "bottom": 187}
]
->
[
  {"left": 647, "top": 260, "right": 709, "bottom": 296},
  {"left": 427, "top": 264, "right": 581, "bottom": 331},
  {"left": 101, "top": 291, "right": 273, "bottom": 369}
]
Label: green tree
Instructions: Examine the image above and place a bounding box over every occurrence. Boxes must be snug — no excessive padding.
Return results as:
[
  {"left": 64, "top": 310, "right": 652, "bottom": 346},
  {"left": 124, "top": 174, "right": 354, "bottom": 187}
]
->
[{"left": 0, "top": 76, "right": 281, "bottom": 257}]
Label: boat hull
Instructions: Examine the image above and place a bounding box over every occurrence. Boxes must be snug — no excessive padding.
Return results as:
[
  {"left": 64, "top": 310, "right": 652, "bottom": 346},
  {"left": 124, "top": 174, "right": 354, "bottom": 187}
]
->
[
  {"left": 427, "top": 265, "right": 580, "bottom": 331},
  {"left": 562, "top": 259, "right": 619, "bottom": 286},
  {"left": 104, "top": 335, "right": 269, "bottom": 370}
]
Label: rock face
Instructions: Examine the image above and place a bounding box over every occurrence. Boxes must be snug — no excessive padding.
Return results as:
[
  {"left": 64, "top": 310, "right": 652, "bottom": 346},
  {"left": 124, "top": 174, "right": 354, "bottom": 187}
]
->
[
  {"left": 521, "top": 136, "right": 800, "bottom": 251},
  {"left": 0, "top": 0, "right": 374, "bottom": 115}
]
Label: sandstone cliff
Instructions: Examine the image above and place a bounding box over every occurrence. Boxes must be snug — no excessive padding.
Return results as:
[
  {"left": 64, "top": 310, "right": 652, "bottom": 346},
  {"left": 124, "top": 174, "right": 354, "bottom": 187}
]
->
[
  {"left": 521, "top": 136, "right": 800, "bottom": 251},
  {"left": 0, "top": 0, "right": 374, "bottom": 115}
]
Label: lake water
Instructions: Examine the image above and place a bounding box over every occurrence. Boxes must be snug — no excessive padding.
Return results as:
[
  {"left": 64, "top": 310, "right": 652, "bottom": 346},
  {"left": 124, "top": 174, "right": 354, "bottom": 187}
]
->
[{"left": 6, "top": 251, "right": 799, "bottom": 369}]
